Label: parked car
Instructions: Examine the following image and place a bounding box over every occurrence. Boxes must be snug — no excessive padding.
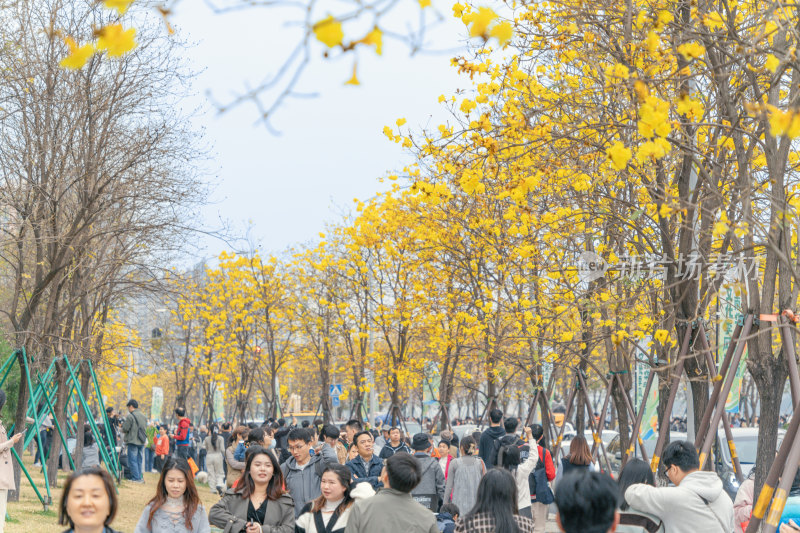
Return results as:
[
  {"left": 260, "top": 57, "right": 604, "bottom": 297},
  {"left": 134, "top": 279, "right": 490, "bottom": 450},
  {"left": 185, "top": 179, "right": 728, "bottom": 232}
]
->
[
  {"left": 714, "top": 427, "right": 785, "bottom": 498},
  {"left": 561, "top": 429, "right": 618, "bottom": 449},
  {"left": 452, "top": 424, "right": 478, "bottom": 441},
  {"left": 605, "top": 432, "right": 688, "bottom": 476},
  {"left": 604, "top": 427, "right": 784, "bottom": 500}
]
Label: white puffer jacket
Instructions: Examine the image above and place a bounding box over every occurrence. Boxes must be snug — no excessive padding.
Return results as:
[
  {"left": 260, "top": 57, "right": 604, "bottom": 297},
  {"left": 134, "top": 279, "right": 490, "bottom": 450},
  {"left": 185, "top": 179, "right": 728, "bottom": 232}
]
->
[
  {"left": 295, "top": 482, "right": 375, "bottom": 533},
  {"left": 625, "top": 471, "right": 735, "bottom": 533}
]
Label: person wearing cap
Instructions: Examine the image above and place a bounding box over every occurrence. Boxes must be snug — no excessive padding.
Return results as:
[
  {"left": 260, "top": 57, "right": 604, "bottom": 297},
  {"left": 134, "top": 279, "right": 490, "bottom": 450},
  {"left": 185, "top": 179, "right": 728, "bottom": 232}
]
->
[
  {"left": 410, "top": 433, "right": 445, "bottom": 512},
  {"left": 121, "top": 399, "right": 148, "bottom": 483}
]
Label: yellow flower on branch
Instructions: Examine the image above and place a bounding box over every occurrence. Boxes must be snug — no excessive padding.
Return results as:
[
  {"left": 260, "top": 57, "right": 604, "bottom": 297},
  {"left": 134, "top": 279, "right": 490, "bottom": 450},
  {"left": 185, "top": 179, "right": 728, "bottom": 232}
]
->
[
  {"left": 677, "top": 41, "right": 705, "bottom": 61},
  {"left": 359, "top": 27, "right": 383, "bottom": 55},
  {"left": 313, "top": 16, "right": 344, "bottom": 48},
  {"left": 489, "top": 21, "right": 513, "bottom": 45},
  {"left": 60, "top": 36, "right": 94, "bottom": 70},
  {"left": 96, "top": 24, "right": 137, "bottom": 57},
  {"left": 767, "top": 105, "right": 800, "bottom": 138},
  {"left": 103, "top": 0, "right": 135, "bottom": 15},
  {"left": 463, "top": 7, "right": 497, "bottom": 38},
  {"left": 676, "top": 94, "right": 705, "bottom": 121},
  {"left": 344, "top": 63, "right": 360, "bottom": 85},
  {"left": 765, "top": 54, "right": 780, "bottom": 73},
  {"left": 605, "top": 141, "right": 632, "bottom": 170},
  {"left": 636, "top": 138, "right": 671, "bottom": 161}
]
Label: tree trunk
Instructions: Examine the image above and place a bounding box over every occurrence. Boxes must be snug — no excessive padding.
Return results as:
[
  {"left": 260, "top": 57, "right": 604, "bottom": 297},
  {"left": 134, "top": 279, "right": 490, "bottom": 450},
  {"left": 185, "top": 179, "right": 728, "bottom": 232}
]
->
[{"left": 748, "top": 330, "right": 788, "bottom": 499}]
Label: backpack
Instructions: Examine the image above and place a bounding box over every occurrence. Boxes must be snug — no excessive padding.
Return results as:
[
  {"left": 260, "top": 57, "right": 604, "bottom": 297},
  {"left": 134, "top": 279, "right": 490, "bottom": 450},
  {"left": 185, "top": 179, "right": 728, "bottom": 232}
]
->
[
  {"left": 133, "top": 412, "right": 147, "bottom": 443},
  {"left": 529, "top": 446, "right": 554, "bottom": 505},
  {"left": 490, "top": 436, "right": 504, "bottom": 466},
  {"left": 496, "top": 436, "right": 519, "bottom": 467}
]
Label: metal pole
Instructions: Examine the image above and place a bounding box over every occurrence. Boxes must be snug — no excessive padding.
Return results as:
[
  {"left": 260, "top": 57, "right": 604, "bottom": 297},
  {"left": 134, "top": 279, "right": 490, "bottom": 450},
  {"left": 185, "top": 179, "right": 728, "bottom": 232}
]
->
[
  {"left": 651, "top": 325, "right": 694, "bottom": 473},
  {"left": 21, "top": 350, "right": 51, "bottom": 504},
  {"left": 778, "top": 315, "right": 800, "bottom": 405},
  {"left": 746, "top": 394, "right": 800, "bottom": 533},
  {"left": 762, "top": 429, "right": 800, "bottom": 533},
  {"left": 0, "top": 350, "right": 18, "bottom": 390},
  {"left": 699, "top": 335, "right": 743, "bottom": 482},
  {"left": 699, "top": 314, "right": 754, "bottom": 470},
  {"left": 694, "top": 319, "right": 746, "bottom": 449},
  {"left": 590, "top": 378, "right": 614, "bottom": 458},
  {"left": 62, "top": 356, "right": 118, "bottom": 480},
  {"left": 552, "top": 378, "right": 578, "bottom": 463},
  {"left": 577, "top": 371, "right": 613, "bottom": 475},
  {"left": 37, "top": 376, "right": 75, "bottom": 471},
  {"left": 616, "top": 373, "right": 650, "bottom": 467},
  {"left": 627, "top": 366, "right": 655, "bottom": 464},
  {"left": 10, "top": 447, "right": 46, "bottom": 507}
]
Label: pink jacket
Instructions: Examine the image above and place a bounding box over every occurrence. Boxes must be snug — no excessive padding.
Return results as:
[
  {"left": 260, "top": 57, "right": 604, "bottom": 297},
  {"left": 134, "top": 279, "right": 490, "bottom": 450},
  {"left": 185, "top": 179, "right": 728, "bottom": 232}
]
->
[{"left": 733, "top": 478, "right": 754, "bottom": 533}]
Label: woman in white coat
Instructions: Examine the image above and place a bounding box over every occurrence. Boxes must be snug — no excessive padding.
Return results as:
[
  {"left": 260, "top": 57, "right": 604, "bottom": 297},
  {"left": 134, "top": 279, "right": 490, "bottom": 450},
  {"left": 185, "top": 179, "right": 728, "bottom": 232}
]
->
[
  {"left": 500, "top": 426, "right": 539, "bottom": 519},
  {"left": 295, "top": 463, "right": 375, "bottom": 533}
]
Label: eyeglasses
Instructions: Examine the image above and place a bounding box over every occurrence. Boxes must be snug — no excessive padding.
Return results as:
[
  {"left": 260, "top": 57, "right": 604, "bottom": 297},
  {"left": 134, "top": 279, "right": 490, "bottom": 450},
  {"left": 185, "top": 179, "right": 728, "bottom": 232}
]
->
[{"left": 288, "top": 444, "right": 308, "bottom": 452}]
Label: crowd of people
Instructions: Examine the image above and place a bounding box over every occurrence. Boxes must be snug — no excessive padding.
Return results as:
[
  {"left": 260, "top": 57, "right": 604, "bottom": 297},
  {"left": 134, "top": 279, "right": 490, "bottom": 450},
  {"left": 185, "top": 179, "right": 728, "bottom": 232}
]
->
[{"left": 14, "top": 402, "right": 800, "bottom": 533}]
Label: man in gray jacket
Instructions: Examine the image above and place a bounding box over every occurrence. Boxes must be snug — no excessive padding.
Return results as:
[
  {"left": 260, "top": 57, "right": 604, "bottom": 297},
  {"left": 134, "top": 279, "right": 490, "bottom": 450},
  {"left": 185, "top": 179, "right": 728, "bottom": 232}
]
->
[
  {"left": 280, "top": 427, "right": 338, "bottom": 516},
  {"left": 346, "top": 452, "right": 438, "bottom": 533},
  {"left": 410, "top": 433, "right": 445, "bottom": 512},
  {"left": 121, "top": 399, "right": 147, "bottom": 483}
]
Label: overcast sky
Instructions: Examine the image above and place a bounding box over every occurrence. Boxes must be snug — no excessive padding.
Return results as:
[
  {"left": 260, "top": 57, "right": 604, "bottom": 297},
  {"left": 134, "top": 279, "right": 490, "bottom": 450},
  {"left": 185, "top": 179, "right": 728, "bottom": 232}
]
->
[{"left": 169, "top": 2, "right": 467, "bottom": 259}]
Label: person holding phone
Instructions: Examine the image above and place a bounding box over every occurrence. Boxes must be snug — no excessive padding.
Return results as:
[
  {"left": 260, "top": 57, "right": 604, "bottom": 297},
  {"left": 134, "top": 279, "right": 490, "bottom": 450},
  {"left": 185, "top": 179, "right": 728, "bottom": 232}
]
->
[
  {"left": 0, "top": 390, "right": 22, "bottom": 533},
  {"left": 209, "top": 445, "right": 294, "bottom": 533}
]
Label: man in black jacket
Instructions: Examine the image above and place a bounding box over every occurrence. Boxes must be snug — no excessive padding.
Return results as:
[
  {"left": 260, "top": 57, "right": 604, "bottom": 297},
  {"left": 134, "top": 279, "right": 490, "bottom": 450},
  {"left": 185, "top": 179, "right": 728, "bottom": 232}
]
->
[{"left": 478, "top": 408, "right": 506, "bottom": 468}]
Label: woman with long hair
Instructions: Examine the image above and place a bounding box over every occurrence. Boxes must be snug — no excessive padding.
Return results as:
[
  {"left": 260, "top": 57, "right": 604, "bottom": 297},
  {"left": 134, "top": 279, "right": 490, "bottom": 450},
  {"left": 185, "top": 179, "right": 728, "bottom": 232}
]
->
[
  {"left": 455, "top": 468, "right": 536, "bottom": 533},
  {"left": 295, "top": 463, "right": 375, "bottom": 533},
  {"left": 443, "top": 436, "right": 486, "bottom": 518},
  {"left": 500, "top": 427, "right": 539, "bottom": 520},
  {"left": 134, "top": 456, "right": 210, "bottom": 533},
  {"left": 204, "top": 424, "right": 226, "bottom": 495},
  {"left": 616, "top": 459, "right": 664, "bottom": 533},
  {"left": 209, "top": 445, "right": 294, "bottom": 533},
  {"left": 554, "top": 435, "right": 596, "bottom": 488},
  {"left": 58, "top": 468, "right": 122, "bottom": 533}
]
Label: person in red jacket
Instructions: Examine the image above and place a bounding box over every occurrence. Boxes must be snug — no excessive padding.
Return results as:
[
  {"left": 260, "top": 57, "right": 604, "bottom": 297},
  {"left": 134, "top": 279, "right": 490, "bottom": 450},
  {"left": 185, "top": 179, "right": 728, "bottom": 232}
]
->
[
  {"left": 153, "top": 425, "right": 170, "bottom": 472},
  {"left": 529, "top": 424, "right": 555, "bottom": 533},
  {"left": 173, "top": 407, "right": 192, "bottom": 460}
]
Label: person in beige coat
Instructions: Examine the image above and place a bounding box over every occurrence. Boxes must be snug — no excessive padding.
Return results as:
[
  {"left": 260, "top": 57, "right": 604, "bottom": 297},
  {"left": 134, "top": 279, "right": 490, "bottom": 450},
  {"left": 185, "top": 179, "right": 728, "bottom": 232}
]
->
[{"left": 0, "top": 390, "right": 23, "bottom": 533}]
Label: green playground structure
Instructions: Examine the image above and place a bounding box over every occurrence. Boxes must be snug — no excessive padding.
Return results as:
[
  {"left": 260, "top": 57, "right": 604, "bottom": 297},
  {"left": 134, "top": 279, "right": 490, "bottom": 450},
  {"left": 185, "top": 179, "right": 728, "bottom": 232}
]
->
[{"left": 0, "top": 349, "right": 121, "bottom": 510}]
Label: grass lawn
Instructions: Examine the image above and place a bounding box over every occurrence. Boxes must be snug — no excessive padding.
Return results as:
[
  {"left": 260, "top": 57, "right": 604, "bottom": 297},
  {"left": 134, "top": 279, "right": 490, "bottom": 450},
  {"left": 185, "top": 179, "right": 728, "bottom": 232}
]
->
[{"left": 5, "top": 452, "right": 222, "bottom": 533}]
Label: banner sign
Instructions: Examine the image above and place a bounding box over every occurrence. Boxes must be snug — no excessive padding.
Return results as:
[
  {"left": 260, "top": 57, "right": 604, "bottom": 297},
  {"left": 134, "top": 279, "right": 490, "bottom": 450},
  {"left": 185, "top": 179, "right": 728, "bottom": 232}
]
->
[
  {"left": 719, "top": 283, "right": 747, "bottom": 413},
  {"left": 151, "top": 387, "right": 163, "bottom": 421}
]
